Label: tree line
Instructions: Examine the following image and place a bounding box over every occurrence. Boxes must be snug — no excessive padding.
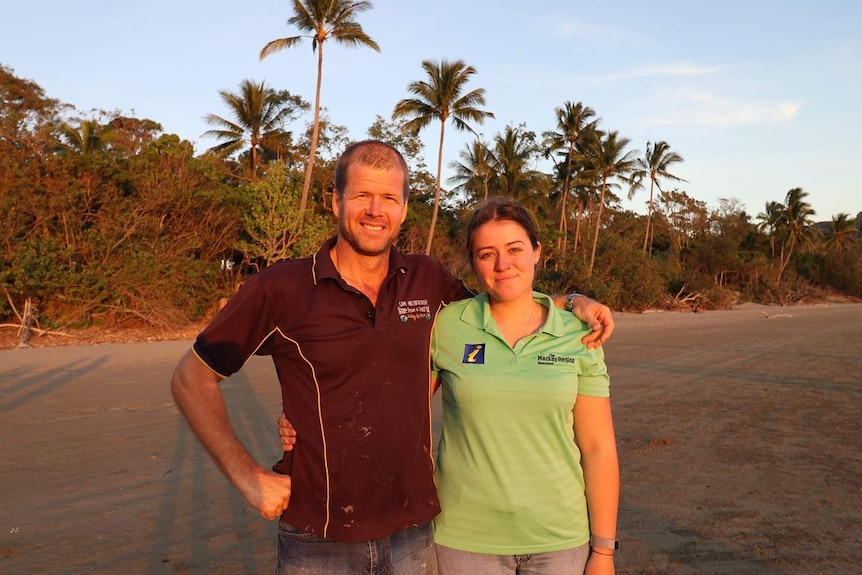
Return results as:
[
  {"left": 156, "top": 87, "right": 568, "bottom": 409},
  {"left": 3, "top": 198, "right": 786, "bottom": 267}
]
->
[{"left": 1, "top": 1, "right": 860, "bottom": 330}]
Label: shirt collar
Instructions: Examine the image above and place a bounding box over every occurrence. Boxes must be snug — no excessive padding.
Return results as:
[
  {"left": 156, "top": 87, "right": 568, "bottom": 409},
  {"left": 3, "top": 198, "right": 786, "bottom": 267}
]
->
[
  {"left": 460, "top": 291, "right": 567, "bottom": 337},
  {"left": 312, "top": 236, "right": 408, "bottom": 285}
]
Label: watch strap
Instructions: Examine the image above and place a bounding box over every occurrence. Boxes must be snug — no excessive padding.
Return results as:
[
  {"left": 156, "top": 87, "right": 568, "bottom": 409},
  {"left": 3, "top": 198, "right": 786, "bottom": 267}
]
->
[
  {"left": 564, "top": 292, "right": 582, "bottom": 312},
  {"left": 590, "top": 535, "right": 619, "bottom": 550}
]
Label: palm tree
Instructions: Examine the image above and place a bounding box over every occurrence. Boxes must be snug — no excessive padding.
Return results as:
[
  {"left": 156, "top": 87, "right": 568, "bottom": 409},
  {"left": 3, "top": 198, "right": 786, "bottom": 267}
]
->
[
  {"left": 448, "top": 137, "right": 497, "bottom": 203},
  {"left": 776, "top": 187, "right": 816, "bottom": 283},
  {"left": 393, "top": 59, "right": 494, "bottom": 255},
  {"left": 756, "top": 200, "right": 784, "bottom": 259},
  {"left": 570, "top": 183, "right": 594, "bottom": 253},
  {"left": 629, "top": 140, "right": 686, "bottom": 254},
  {"left": 202, "top": 79, "right": 297, "bottom": 177},
  {"left": 542, "top": 102, "right": 597, "bottom": 249},
  {"left": 492, "top": 124, "right": 543, "bottom": 201},
  {"left": 59, "top": 119, "right": 116, "bottom": 154},
  {"left": 260, "top": 0, "right": 380, "bottom": 211},
  {"left": 822, "top": 213, "right": 859, "bottom": 253},
  {"left": 584, "top": 130, "right": 637, "bottom": 275},
  {"left": 568, "top": 127, "right": 603, "bottom": 254}
]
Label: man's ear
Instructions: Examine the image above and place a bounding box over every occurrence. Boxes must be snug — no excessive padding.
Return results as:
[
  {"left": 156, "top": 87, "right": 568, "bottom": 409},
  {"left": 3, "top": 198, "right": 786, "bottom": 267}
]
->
[
  {"left": 332, "top": 190, "right": 341, "bottom": 218},
  {"left": 399, "top": 200, "right": 408, "bottom": 225}
]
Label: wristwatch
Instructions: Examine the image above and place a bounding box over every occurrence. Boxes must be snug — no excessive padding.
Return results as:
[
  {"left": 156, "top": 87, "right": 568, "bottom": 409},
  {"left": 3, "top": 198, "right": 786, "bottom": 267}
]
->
[
  {"left": 590, "top": 535, "right": 620, "bottom": 550},
  {"left": 564, "top": 293, "right": 583, "bottom": 312}
]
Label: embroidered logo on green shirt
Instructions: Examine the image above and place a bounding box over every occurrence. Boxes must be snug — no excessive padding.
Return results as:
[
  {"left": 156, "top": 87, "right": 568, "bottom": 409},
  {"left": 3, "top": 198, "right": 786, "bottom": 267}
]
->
[
  {"left": 462, "top": 344, "right": 485, "bottom": 364},
  {"left": 536, "top": 353, "right": 577, "bottom": 366}
]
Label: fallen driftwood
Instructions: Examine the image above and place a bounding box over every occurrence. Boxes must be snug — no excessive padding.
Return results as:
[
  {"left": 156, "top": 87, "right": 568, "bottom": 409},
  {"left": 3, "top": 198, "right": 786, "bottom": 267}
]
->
[
  {"left": 2, "top": 289, "right": 71, "bottom": 347},
  {"left": 0, "top": 322, "right": 73, "bottom": 339},
  {"left": 761, "top": 311, "right": 794, "bottom": 319},
  {"left": 668, "top": 284, "right": 707, "bottom": 312}
]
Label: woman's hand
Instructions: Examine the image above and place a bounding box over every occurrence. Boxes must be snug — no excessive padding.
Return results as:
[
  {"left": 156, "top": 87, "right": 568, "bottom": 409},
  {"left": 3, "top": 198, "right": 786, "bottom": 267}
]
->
[
  {"left": 584, "top": 550, "right": 615, "bottom": 574},
  {"left": 277, "top": 413, "right": 297, "bottom": 452}
]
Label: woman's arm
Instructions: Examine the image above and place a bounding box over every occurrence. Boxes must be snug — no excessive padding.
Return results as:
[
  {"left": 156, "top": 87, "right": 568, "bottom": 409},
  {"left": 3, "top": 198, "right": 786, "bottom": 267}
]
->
[{"left": 574, "top": 395, "right": 619, "bottom": 574}]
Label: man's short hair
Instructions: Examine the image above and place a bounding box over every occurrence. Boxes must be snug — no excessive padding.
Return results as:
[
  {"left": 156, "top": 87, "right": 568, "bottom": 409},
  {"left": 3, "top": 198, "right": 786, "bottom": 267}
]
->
[{"left": 334, "top": 140, "right": 411, "bottom": 201}]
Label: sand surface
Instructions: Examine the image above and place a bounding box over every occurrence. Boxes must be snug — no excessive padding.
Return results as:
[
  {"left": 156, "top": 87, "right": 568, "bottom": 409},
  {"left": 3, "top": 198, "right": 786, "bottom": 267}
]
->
[{"left": 1, "top": 303, "right": 860, "bottom": 574}]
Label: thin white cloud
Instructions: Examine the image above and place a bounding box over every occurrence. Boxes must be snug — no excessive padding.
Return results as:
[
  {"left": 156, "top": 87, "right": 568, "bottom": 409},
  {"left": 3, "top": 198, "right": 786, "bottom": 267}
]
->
[
  {"left": 555, "top": 21, "right": 616, "bottom": 40},
  {"left": 593, "top": 63, "right": 722, "bottom": 81},
  {"left": 646, "top": 92, "right": 802, "bottom": 127},
  {"left": 551, "top": 19, "right": 635, "bottom": 45}
]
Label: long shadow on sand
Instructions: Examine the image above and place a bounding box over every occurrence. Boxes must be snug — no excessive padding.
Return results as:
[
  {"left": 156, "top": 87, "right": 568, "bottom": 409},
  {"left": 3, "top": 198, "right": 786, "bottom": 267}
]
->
[
  {"left": 145, "top": 369, "right": 281, "bottom": 575},
  {"left": 0, "top": 356, "right": 110, "bottom": 414}
]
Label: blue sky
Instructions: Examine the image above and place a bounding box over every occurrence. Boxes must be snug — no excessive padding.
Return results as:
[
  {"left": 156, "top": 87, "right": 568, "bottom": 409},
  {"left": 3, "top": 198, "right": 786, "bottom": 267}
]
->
[{"left": 4, "top": 0, "right": 860, "bottom": 221}]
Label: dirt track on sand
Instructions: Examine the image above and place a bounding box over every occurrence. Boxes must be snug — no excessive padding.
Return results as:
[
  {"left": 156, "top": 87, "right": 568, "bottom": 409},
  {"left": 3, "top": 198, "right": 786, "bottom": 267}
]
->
[{"left": 1, "top": 303, "right": 860, "bottom": 574}]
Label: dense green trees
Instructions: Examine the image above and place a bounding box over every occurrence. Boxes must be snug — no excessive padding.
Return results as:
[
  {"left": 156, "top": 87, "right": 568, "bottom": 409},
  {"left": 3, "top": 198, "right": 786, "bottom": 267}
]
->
[
  {"left": 237, "top": 163, "right": 330, "bottom": 267},
  {"left": 1, "top": 63, "right": 859, "bottom": 333}
]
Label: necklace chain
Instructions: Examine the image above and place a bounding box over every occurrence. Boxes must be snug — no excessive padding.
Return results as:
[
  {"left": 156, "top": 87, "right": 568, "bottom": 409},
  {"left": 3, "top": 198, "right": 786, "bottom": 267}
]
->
[
  {"left": 521, "top": 302, "right": 536, "bottom": 338},
  {"left": 492, "top": 301, "right": 537, "bottom": 343}
]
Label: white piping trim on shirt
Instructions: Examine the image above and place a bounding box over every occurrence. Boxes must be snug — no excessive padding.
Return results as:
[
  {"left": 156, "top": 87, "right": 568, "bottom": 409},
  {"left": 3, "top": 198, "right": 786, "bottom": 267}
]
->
[{"left": 252, "top": 326, "right": 332, "bottom": 538}]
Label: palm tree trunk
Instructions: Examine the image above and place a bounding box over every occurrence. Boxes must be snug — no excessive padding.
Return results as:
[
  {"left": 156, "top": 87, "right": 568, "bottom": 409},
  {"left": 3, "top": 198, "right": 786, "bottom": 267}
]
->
[
  {"left": 642, "top": 178, "right": 655, "bottom": 252},
  {"left": 557, "top": 145, "right": 574, "bottom": 250},
  {"left": 425, "top": 121, "right": 446, "bottom": 255},
  {"left": 557, "top": 190, "right": 568, "bottom": 251},
  {"left": 300, "top": 44, "right": 325, "bottom": 214},
  {"left": 483, "top": 171, "right": 489, "bottom": 202},
  {"left": 588, "top": 179, "right": 607, "bottom": 275},
  {"left": 648, "top": 221, "right": 656, "bottom": 258},
  {"left": 250, "top": 131, "right": 259, "bottom": 178},
  {"left": 573, "top": 199, "right": 584, "bottom": 254},
  {"left": 777, "top": 235, "right": 796, "bottom": 284}
]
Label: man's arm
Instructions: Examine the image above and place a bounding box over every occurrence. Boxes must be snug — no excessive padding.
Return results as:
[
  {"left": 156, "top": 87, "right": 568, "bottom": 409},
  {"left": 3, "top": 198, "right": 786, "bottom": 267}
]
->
[
  {"left": 551, "top": 294, "right": 615, "bottom": 350},
  {"left": 171, "top": 350, "right": 291, "bottom": 520}
]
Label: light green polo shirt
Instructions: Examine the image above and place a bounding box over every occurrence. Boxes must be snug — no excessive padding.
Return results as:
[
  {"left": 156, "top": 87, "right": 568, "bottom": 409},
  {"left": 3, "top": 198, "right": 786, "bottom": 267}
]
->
[{"left": 430, "top": 292, "right": 609, "bottom": 554}]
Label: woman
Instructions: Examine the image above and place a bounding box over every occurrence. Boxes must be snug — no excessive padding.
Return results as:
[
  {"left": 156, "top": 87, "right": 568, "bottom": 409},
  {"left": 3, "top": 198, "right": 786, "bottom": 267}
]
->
[{"left": 430, "top": 198, "right": 618, "bottom": 575}]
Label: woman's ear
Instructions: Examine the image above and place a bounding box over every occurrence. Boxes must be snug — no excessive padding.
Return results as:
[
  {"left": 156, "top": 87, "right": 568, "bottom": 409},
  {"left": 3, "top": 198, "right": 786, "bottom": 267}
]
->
[{"left": 534, "top": 242, "right": 542, "bottom": 265}]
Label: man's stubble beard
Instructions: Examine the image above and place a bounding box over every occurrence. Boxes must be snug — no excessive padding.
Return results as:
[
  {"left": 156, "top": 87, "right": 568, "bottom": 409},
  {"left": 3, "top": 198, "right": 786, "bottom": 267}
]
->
[{"left": 337, "top": 217, "right": 401, "bottom": 258}]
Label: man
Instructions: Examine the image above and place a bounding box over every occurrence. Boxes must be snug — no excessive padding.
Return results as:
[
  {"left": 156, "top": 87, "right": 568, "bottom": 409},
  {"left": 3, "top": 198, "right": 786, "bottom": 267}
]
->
[{"left": 171, "top": 140, "right": 614, "bottom": 574}]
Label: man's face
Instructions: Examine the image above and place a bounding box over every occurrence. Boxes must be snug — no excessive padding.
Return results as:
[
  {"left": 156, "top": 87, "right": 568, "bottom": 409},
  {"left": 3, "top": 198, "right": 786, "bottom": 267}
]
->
[{"left": 333, "top": 163, "right": 408, "bottom": 257}]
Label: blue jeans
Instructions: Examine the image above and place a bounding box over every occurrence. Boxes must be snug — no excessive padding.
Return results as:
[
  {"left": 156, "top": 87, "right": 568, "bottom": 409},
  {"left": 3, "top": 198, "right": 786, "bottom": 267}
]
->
[
  {"left": 435, "top": 543, "right": 589, "bottom": 575},
  {"left": 276, "top": 521, "right": 438, "bottom": 574}
]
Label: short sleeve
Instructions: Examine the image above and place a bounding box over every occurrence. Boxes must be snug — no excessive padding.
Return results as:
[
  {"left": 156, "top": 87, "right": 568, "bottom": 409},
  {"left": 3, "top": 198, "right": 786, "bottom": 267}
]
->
[
  {"left": 577, "top": 347, "right": 610, "bottom": 398},
  {"left": 193, "top": 274, "right": 278, "bottom": 377}
]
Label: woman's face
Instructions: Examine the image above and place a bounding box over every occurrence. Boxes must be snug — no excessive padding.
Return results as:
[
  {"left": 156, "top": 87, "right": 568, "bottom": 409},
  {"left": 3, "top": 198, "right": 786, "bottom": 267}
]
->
[{"left": 471, "top": 219, "right": 540, "bottom": 304}]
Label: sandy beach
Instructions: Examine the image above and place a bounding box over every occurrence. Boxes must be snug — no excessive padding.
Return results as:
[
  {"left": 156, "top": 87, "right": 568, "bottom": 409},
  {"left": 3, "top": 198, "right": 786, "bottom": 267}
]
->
[{"left": 1, "top": 302, "right": 860, "bottom": 574}]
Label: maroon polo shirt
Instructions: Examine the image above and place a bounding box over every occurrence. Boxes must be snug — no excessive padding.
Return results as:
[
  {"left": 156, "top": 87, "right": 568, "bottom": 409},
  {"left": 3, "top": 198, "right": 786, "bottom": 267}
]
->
[{"left": 193, "top": 237, "right": 469, "bottom": 542}]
